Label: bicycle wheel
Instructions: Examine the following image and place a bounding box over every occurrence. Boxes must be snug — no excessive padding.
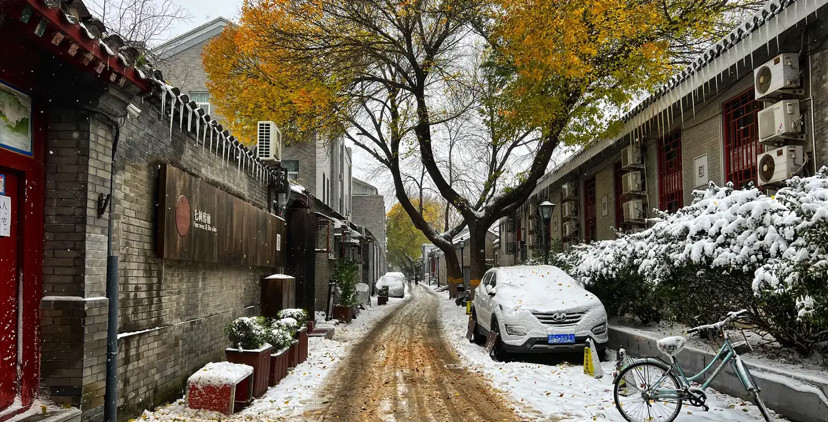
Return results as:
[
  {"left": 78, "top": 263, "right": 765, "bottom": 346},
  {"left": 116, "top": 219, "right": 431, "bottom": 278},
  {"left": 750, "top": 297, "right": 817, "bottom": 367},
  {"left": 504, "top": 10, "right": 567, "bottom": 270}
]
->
[{"left": 614, "top": 360, "right": 683, "bottom": 422}]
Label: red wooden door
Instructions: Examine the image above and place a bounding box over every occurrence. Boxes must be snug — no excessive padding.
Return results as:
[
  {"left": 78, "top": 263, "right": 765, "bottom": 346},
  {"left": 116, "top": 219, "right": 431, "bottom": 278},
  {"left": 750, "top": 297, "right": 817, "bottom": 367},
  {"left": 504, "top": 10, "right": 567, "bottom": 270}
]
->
[
  {"left": 0, "top": 169, "right": 19, "bottom": 410},
  {"left": 584, "top": 177, "right": 597, "bottom": 242}
]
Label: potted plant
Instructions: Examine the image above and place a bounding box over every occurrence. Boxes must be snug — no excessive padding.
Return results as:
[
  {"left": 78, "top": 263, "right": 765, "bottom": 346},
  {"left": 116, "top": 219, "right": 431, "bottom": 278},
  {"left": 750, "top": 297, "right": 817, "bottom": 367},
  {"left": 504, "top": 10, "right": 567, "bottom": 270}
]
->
[
  {"left": 274, "top": 318, "right": 301, "bottom": 368},
  {"left": 279, "top": 309, "right": 309, "bottom": 363},
  {"left": 224, "top": 317, "right": 272, "bottom": 398},
  {"left": 332, "top": 259, "right": 359, "bottom": 323},
  {"left": 263, "top": 325, "right": 293, "bottom": 386}
]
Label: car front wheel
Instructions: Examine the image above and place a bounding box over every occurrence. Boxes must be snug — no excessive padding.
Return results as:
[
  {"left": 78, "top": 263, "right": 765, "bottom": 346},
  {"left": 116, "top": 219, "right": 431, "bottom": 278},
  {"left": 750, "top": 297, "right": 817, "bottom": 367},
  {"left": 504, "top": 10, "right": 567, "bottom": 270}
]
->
[
  {"left": 470, "top": 309, "right": 486, "bottom": 345},
  {"left": 489, "top": 317, "right": 509, "bottom": 362}
]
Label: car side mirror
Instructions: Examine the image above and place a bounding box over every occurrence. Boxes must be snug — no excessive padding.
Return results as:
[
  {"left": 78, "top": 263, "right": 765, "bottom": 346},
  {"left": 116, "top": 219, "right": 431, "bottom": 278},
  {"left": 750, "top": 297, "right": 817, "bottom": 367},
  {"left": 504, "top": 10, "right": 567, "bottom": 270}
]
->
[{"left": 488, "top": 286, "right": 497, "bottom": 297}]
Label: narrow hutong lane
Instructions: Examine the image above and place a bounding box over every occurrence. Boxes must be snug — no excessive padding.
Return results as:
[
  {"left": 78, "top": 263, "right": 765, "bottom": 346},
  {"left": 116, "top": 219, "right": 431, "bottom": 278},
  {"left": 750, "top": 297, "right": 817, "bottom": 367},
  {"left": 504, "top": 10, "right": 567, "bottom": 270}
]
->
[{"left": 303, "top": 285, "right": 525, "bottom": 421}]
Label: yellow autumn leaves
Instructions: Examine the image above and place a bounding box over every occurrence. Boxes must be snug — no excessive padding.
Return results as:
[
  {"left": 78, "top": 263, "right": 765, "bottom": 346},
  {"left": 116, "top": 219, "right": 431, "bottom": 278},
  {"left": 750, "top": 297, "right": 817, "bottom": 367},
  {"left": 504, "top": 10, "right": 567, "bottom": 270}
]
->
[{"left": 203, "top": 0, "right": 729, "bottom": 147}]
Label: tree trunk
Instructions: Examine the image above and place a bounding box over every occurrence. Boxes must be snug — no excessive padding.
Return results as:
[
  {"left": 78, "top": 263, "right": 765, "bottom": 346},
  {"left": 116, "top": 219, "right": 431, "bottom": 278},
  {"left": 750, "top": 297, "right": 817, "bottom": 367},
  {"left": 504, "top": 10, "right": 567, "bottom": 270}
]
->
[
  {"left": 444, "top": 250, "right": 462, "bottom": 299},
  {"left": 467, "top": 223, "right": 489, "bottom": 300}
]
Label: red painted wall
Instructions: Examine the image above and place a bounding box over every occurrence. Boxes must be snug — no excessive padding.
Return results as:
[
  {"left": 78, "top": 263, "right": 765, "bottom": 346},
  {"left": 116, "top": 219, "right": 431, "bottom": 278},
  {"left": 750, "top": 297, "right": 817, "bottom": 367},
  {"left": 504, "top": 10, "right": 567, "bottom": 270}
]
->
[{"left": 0, "top": 28, "right": 46, "bottom": 410}]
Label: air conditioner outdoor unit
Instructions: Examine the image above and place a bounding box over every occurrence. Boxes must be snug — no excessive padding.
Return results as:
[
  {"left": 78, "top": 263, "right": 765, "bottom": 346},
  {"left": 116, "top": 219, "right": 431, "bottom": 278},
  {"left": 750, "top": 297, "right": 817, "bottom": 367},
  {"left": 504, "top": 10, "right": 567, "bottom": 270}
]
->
[
  {"left": 562, "top": 201, "right": 577, "bottom": 219},
  {"left": 623, "top": 199, "right": 645, "bottom": 223},
  {"left": 621, "top": 171, "right": 644, "bottom": 195},
  {"left": 561, "top": 182, "right": 576, "bottom": 200},
  {"left": 256, "top": 121, "right": 282, "bottom": 162},
  {"left": 757, "top": 145, "right": 804, "bottom": 186},
  {"left": 621, "top": 144, "right": 642, "bottom": 169},
  {"left": 563, "top": 221, "right": 578, "bottom": 238},
  {"left": 758, "top": 100, "right": 803, "bottom": 144},
  {"left": 754, "top": 53, "right": 800, "bottom": 100}
]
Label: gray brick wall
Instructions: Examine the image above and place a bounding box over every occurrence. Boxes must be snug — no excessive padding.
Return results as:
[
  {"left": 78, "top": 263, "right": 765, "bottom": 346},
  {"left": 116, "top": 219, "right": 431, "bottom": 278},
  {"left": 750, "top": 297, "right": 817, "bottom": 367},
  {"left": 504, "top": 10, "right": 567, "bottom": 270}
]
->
[
  {"left": 594, "top": 166, "right": 615, "bottom": 239},
  {"left": 351, "top": 195, "right": 386, "bottom": 262},
  {"left": 156, "top": 44, "right": 209, "bottom": 94},
  {"left": 283, "top": 140, "right": 318, "bottom": 196},
  {"left": 315, "top": 253, "right": 334, "bottom": 312},
  {"left": 811, "top": 26, "right": 828, "bottom": 168},
  {"left": 41, "top": 86, "right": 278, "bottom": 421}
]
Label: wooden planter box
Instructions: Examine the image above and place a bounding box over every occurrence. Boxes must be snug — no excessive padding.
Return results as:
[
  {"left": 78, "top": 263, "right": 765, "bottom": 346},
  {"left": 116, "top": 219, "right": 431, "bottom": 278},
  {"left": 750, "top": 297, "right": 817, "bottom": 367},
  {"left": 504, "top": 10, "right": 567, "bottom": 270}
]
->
[
  {"left": 286, "top": 341, "right": 299, "bottom": 368},
  {"left": 269, "top": 348, "right": 289, "bottom": 386},
  {"left": 307, "top": 320, "right": 315, "bottom": 332},
  {"left": 225, "top": 344, "right": 273, "bottom": 398},
  {"left": 296, "top": 327, "right": 309, "bottom": 364},
  {"left": 333, "top": 305, "right": 353, "bottom": 323},
  {"left": 187, "top": 362, "right": 253, "bottom": 415}
]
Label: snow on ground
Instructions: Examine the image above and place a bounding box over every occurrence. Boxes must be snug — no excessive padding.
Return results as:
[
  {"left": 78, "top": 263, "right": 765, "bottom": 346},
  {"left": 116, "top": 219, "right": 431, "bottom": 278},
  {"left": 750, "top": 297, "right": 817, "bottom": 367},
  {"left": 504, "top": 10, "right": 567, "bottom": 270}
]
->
[
  {"left": 139, "top": 295, "right": 408, "bottom": 422},
  {"left": 436, "top": 288, "right": 784, "bottom": 422}
]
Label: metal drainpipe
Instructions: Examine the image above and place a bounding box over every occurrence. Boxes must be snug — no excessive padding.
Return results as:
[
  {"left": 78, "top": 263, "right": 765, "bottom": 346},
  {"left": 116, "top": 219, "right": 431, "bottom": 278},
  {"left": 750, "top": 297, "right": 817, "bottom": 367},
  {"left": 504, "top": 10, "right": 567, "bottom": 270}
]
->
[{"left": 84, "top": 108, "right": 122, "bottom": 422}]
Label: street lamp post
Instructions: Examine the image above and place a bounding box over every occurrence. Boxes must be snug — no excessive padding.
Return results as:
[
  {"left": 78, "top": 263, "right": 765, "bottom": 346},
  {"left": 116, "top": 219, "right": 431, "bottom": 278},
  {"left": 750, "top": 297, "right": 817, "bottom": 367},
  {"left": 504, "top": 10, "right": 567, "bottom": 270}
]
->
[{"left": 538, "top": 201, "right": 556, "bottom": 265}]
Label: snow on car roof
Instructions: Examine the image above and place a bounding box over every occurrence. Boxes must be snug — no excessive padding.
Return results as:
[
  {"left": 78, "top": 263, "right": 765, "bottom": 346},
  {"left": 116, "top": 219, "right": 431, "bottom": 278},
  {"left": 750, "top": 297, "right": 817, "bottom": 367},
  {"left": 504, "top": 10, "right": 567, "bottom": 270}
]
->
[{"left": 492, "top": 265, "right": 597, "bottom": 311}]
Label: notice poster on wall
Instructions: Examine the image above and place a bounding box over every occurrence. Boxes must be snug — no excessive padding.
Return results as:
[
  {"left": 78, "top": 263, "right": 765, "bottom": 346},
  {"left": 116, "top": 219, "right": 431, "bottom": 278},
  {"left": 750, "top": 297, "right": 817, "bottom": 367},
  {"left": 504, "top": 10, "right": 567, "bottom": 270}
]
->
[
  {"left": 157, "top": 164, "right": 286, "bottom": 267},
  {"left": 0, "top": 81, "right": 32, "bottom": 156},
  {"left": 0, "top": 195, "right": 10, "bottom": 237},
  {"left": 694, "top": 154, "right": 709, "bottom": 187}
]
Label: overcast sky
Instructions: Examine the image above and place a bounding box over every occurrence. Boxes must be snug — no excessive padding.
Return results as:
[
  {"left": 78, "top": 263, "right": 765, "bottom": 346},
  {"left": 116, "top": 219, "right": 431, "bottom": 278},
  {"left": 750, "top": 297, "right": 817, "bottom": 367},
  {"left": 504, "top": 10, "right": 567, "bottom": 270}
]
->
[{"left": 165, "top": 0, "right": 242, "bottom": 39}]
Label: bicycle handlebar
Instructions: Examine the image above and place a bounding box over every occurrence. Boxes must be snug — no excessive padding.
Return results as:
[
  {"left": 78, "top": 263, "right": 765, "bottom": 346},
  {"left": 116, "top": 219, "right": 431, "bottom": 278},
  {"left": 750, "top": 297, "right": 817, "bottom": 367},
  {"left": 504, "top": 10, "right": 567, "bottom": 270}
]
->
[{"left": 687, "top": 309, "right": 749, "bottom": 335}]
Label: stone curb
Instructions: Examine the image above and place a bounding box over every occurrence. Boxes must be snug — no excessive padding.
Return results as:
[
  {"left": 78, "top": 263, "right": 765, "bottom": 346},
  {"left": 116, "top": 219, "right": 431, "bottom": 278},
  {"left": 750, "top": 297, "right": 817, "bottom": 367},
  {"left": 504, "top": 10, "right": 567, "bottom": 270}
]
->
[{"left": 609, "top": 326, "right": 828, "bottom": 422}]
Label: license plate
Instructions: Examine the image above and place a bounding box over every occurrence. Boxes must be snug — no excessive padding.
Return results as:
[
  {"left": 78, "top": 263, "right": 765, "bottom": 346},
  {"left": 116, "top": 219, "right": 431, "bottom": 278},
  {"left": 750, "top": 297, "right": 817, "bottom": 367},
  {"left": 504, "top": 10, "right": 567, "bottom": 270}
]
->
[{"left": 548, "top": 334, "right": 576, "bottom": 344}]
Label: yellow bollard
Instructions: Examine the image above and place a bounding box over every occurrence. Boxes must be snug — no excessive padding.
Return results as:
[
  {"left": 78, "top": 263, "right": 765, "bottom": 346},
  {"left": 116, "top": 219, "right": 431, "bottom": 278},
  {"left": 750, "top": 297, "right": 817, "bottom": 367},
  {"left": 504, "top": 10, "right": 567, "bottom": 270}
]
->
[
  {"left": 583, "top": 341, "right": 594, "bottom": 377},
  {"left": 466, "top": 300, "right": 471, "bottom": 315}
]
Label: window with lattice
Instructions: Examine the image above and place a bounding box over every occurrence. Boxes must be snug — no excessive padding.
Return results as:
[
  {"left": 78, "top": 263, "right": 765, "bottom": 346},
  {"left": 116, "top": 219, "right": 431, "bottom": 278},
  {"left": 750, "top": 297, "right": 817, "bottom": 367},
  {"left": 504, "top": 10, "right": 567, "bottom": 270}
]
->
[
  {"left": 723, "top": 90, "right": 761, "bottom": 189},
  {"left": 658, "top": 130, "right": 683, "bottom": 213}
]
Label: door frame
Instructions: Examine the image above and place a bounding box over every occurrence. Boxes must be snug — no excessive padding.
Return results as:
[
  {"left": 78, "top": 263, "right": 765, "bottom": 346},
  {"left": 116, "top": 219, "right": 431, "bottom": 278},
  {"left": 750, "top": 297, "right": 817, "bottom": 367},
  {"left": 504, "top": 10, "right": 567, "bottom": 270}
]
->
[{"left": 0, "top": 76, "right": 45, "bottom": 413}]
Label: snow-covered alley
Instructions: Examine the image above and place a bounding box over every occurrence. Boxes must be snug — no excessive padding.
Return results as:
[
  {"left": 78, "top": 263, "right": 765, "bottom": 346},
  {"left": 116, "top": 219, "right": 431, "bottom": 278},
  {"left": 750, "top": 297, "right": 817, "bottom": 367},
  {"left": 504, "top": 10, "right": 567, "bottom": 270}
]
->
[
  {"left": 435, "top": 287, "right": 785, "bottom": 422},
  {"left": 135, "top": 285, "right": 791, "bottom": 421}
]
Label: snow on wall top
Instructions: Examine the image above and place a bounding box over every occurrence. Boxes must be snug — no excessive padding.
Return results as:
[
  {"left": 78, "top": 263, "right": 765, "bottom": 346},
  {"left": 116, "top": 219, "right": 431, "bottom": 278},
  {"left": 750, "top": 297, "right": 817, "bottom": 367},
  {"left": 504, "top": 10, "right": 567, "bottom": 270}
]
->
[
  {"left": 187, "top": 362, "right": 253, "bottom": 387},
  {"left": 264, "top": 274, "right": 295, "bottom": 280}
]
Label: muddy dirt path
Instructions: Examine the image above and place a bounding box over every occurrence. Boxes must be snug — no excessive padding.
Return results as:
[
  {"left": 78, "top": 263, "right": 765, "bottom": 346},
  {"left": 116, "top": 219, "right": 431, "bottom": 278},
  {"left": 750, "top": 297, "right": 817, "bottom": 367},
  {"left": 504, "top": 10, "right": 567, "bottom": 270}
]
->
[{"left": 303, "top": 285, "right": 528, "bottom": 422}]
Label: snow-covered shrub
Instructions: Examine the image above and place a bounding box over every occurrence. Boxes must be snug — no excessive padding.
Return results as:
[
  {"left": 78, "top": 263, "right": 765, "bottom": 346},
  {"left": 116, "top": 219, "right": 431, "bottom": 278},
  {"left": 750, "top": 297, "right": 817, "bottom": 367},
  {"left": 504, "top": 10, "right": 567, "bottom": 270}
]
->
[
  {"left": 585, "top": 265, "right": 663, "bottom": 323},
  {"left": 263, "top": 326, "right": 294, "bottom": 351},
  {"left": 278, "top": 308, "right": 308, "bottom": 327},
  {"left": 561, "top": 169, "right": 828, "bottom": 353},
  {"left": 225, "top": 317, "right": 267, "bottom": 350},
  {"left": 654, "top": 265, "right": 756, "bottom": 327},
  {"left": 752, "top": 171, "right": 828, "bottom": 351},
  {"left": 274, "top": 317, "right": 300, "bottom": 335}
]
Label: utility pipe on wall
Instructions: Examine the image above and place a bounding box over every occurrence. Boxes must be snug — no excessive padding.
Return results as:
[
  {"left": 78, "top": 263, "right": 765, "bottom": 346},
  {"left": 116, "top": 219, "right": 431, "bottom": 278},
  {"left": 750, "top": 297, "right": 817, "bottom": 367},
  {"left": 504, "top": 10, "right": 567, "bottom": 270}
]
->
[{"left": 84, "top": 108, "right": 123, "bottom": 422}]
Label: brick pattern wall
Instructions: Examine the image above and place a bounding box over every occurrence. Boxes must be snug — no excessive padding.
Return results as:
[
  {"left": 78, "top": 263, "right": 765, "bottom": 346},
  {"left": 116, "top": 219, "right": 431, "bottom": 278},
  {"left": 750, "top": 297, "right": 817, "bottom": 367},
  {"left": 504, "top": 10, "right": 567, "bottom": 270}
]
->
[
  {"left": 283, "top": 140, "right": 318, "bottom": 197},
  {"left": 811, "top": 31, "right": 828, "bottom": 168},
  {"left": 315, "top": 253, "right": 334, "bottom": 313},
  {"left": 351, "top": 195, "right": 386, "bottom": 265},
  {"left": 41, "top": 88, "right": 279, "bottom": 421},
  {"left": 155, "top": 43, "right": 227, "bottom": 124},
  {"left": 594, "top": 166, "right": 615, "bottom": 240},
  {"left": 43, "top": 109, "right": 92, "bottom": 297}
]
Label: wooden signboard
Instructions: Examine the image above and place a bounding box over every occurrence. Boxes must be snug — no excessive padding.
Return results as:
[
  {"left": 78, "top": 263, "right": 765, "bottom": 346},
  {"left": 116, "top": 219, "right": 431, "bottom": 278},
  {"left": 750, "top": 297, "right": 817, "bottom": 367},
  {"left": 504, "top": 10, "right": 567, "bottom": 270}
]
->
[{"left": 157, "top": 164, "right": 286, "bottom": 267}]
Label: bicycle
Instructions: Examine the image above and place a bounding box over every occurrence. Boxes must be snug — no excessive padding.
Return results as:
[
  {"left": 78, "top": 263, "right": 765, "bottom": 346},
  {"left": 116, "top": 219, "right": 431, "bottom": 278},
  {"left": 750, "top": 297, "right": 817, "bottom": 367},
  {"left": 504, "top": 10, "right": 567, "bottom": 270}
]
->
[{"left": 612, "top": 310, "right": 773, "bottom": 422}]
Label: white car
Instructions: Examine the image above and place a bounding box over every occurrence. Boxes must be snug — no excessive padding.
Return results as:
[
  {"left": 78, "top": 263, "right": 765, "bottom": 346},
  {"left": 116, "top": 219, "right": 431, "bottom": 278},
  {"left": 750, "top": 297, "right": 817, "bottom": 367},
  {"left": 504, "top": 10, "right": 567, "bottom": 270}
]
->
[
  {"left": 470, "top": 265, "right": 608, "bottom": 360},
  {"left": 376, "top": 272, "right": 406, "bottom": 297}
]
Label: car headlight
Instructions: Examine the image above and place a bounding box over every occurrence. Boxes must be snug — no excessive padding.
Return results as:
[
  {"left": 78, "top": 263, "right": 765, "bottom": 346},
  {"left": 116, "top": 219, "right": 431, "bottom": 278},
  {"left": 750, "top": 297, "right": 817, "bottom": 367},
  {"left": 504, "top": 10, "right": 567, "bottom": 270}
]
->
[
  {"left": 592, "top": 322, "right": 607, "bottom": 335},
  {"left": 504, "top": 324, "right": 528, "bottom": 336}
]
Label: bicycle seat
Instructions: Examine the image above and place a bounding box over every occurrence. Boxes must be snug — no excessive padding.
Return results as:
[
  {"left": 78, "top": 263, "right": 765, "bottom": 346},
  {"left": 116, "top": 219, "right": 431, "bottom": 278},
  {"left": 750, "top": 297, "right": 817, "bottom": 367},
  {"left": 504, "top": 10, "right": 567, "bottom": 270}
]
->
[{"left": 656, "top": 336, "right": 687, "bottom": 357}]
